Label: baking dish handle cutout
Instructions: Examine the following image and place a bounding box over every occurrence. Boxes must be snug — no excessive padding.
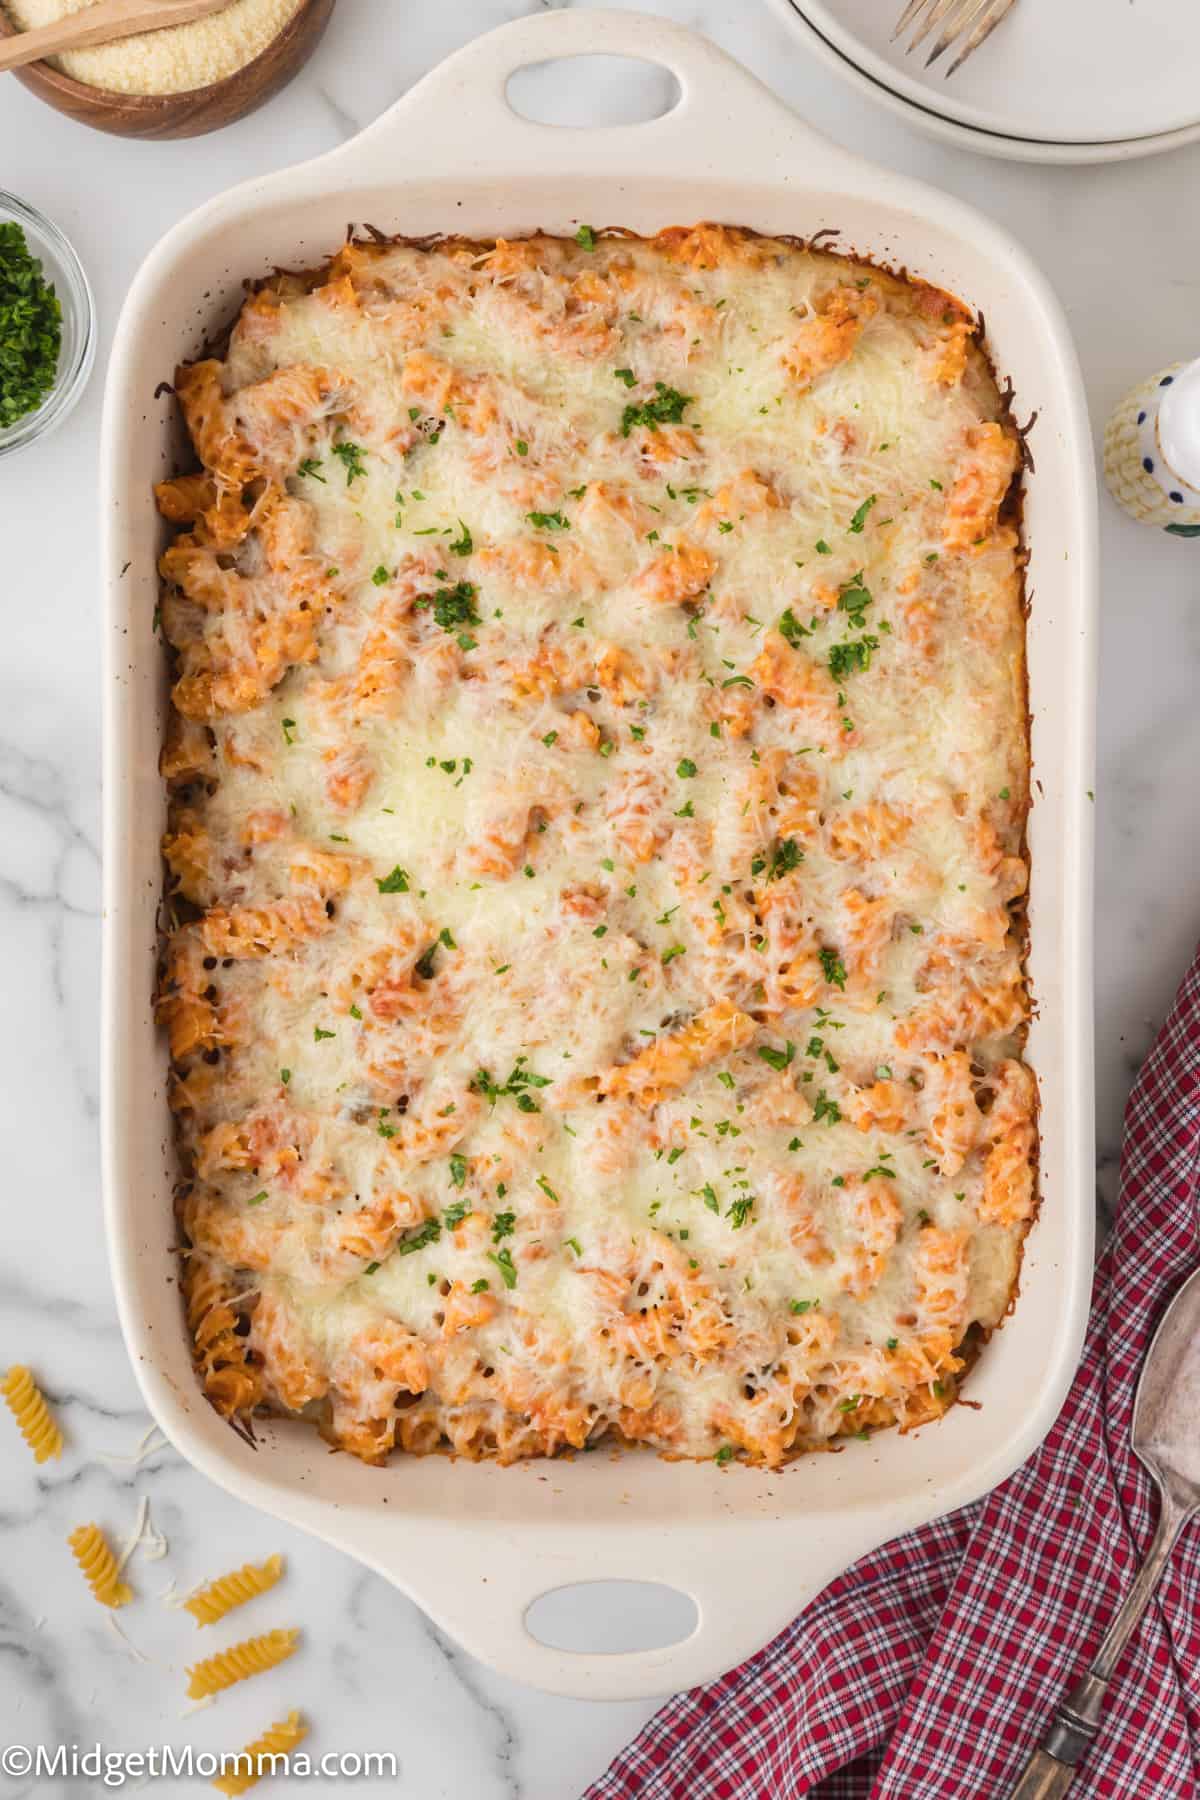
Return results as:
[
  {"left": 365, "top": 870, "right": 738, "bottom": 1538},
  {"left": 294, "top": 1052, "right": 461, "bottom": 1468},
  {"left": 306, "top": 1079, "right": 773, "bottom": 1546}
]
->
[
  {"left": 388, "top": 1523, "right": 884, "bottom": 1700},
  {"left": 352, "top": 6, "right": 843, "bottom": 175},
  {"left": 505, "top": 55, "right": 682, "bottom": 132},
  {"left": 524, "top": 1581, "right": 699, "bottom": 1656}
]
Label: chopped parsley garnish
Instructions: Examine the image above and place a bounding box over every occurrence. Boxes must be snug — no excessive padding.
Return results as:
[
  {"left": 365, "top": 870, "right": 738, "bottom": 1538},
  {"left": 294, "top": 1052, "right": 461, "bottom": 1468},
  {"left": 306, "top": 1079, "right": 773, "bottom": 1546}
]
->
[
  {"left": 331, "top": 440, "right": 367, "bottom": 485},
  {"left": 813, "top": 1091, "right": 842, "bottom": 1124},
  {"left": 816, "top": 538, "right": 832, "bottom": 555},
  {"left": 248, "top": 1191, "right": 267, "bottom": 1207},
  {"left": 615, "top": 368, "right": 637, "bottom": 387},
  {"left": 676, "top": 758, "right": 698, "bottom": 779},
  {"left": 489, "top": 1247, "right": 518, "bottom": 1288},
  {"left": 448, "top": 1153, "right": 468, "bottom": 1189},
  {"left": 790, "top": 1299, "right": 819, "bottom": 1315},
  {"left": 280, "top": 1069, "right": 291, "bottom": 1085},
  {"left": 727, "top": 1195, "right": 755, "bottom": 1229},
  {"left": 575, "top": 224, "right": 597, "bottom": 250},
  {"left": 758, "top": 1040, "right": 795, "bottom": 1072},
  {"left": 837, "top": 573, "right": 872, "bottom": 623},
  {"left": 313, "top": 1025, "right": 335, "bottom": 1042},
  {"left": 766, "top": 838, "right": 803, "bottom": 883},
  {"left": 778, "top": 607, "right": 812, "bottom": 647},
  {"left": 536, "top": 1175, "right": 560, "bottom": 1204},
  {"left": 527, "top": 510, "right": 569, "bottom": 532},
  {"left": 416, "top": 579, "right": 480, "bottom": 633},
  {"left": 470, "top": 1061, "right": 551, "bottom": 1113},
  {"left": 398, "top": 1218, "right": 441, "bottom": 1256},
  {"left": 371, "top": 564, "right": 390, "bottom": 586},
  {"left": 471, "top": 1278, "right": 490, "bottom": 1294},
  {"left": 414, "top": 945, "right": 439, "bottom": 981},
  {"left": 281, "top": 717, "right": 297, "bottom": 745},
  {"left": 818, "top": 947, "right": 847, "bottom": 990},
  {"left": 449, "top": 520, "right": 473, "bottom": 556},
  {"left": 376, "top": 866, "right": 410, "bottom": 894},
  {"left": 296, "top": 456, "right": 325, "bottom": 482},
  {"left": 620, "top": 381, "right": 693, "bottom": 437},
  {"left": 714, "top": 1445, "right": 735, "bottom": 1466},
  {"left": 444, "top": 1199, "right": 471, "bottom": 1228},
  {"left": 491, "top": 1210, "right": 515, "bottom": 1242},
  {"left": 829, "top": 636, "right": 880, "bottom": 679},
  {"left": 661, "top": 944, "right": 687, "bottom": 965},
  {"left": 0, "top": 223, "right": 61, "bottom": 429},
  {"left": 698, "top": 1183, "right": 720, "bottom": 1214},
  {"left": 848, "top": 495, "right": 876, "bottom": 534}
]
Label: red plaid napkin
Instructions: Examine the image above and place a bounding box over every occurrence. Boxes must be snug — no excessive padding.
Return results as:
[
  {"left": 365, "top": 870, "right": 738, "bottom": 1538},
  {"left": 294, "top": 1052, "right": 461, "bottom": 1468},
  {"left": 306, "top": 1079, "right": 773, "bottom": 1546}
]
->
[{"left": 588, "top": 950, "right": 1200, "bottom": 1800}]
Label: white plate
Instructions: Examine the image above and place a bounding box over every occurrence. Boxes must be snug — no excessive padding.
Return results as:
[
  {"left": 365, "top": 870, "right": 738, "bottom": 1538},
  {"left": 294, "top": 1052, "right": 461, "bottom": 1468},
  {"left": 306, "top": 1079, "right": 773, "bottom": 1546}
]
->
[
  {"left": 795, "top": 0, "right": 1200, "bottom": 146},
  {"left": 769, "top": 0, "right": 1200, "bottom": 164}
]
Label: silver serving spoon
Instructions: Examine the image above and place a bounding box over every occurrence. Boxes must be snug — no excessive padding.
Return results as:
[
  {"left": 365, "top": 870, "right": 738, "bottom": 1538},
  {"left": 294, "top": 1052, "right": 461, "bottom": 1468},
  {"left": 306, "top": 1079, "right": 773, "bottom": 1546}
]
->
[{"left": 1008, "top": 1264, "right": 1200, "bottom": 1797}]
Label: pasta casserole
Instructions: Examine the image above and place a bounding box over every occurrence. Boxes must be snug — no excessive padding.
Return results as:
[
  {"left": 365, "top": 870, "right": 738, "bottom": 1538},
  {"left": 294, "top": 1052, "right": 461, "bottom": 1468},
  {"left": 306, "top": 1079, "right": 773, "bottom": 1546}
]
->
[{"left": 155, "top": 223, "right": 1036, "bottom": 1468}]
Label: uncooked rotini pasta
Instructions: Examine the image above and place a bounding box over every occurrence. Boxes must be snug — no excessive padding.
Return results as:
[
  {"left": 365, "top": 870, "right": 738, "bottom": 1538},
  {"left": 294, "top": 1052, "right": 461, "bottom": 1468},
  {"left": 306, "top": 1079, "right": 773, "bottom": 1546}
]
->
[
  {"left": 185, "top": 1553, "right": 285, "bottom": 1626},
  {"left": 2, "top": 1365, "right": 63, "bottom": 1464},
  {"left": 212, "top": 1710, "right": 308, "bottom": 1797},
  {"left": 67, "top": 1523, "right": 132, "bottom": 1608},
  {"left": 187, "top": 1627, "right": 300, "bottom": 1698}
]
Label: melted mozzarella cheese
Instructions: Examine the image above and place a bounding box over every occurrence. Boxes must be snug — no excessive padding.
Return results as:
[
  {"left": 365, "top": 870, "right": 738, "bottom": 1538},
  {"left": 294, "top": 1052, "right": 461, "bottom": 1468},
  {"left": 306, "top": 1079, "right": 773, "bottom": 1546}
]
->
[{"left": 160, "top": 226, "right": 1035, "bottom": 1469}]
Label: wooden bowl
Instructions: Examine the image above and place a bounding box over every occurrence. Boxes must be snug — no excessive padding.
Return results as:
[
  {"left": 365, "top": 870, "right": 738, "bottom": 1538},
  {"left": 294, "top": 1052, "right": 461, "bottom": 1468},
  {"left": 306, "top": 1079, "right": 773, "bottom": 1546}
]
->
[{"left": 0, "top": 0, "right": 334, "bottom": 139}]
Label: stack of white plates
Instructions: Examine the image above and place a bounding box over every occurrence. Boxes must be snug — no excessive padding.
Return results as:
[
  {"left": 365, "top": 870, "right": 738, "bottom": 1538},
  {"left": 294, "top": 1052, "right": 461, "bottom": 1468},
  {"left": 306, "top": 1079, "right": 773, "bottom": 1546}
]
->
[{"left": 767, "top": 0, "right": 1200, "bottom": 162}]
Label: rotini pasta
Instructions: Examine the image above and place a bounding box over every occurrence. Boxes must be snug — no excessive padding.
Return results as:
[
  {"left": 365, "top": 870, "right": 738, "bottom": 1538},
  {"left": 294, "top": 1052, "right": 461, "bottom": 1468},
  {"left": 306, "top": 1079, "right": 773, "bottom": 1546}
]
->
[
  {"left": 184, "top": 1554, "right": 285, "bottom": 1627},
  {"left": 158, "top": 223, "right": 1036, "bottom": 1471},
  {"left": 2, "top": 1365, "right": 62, "bottom": 1463},
  {"left": 67, "top": 1523, "right": 132, "bottom": 1608},
  {"left": 186, "top": 1627, "right": 300, "bottom": 1699},
  {"left": 212, "top": 1711, "right": 308, "bottom": 1797}
]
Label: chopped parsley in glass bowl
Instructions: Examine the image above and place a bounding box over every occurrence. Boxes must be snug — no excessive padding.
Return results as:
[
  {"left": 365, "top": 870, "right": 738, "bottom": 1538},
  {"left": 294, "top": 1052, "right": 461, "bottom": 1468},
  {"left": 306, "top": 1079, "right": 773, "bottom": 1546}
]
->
[{"left": 0, "top": 192, "right": 94, "bottom": 459}]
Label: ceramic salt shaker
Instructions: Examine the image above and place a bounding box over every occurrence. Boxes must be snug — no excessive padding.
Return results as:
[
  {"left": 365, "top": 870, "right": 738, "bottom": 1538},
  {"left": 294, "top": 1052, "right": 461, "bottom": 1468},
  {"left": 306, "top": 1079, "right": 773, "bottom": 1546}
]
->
[{"left": 1104, "top": 358, "right": 1200, "bottom": 537}]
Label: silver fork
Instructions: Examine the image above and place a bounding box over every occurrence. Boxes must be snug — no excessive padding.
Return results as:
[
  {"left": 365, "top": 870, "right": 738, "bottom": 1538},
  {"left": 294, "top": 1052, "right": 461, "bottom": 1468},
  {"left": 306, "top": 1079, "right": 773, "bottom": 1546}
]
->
[{"left": 892, "top": 0, "right": 1018, "bottom": 76}]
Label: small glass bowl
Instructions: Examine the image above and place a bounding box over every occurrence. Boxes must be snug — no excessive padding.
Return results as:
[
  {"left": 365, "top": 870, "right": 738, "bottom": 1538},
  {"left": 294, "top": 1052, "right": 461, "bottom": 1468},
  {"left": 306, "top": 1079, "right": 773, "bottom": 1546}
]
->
[{"left": 0, "top": 191, "right": 95, "bottom": 460}]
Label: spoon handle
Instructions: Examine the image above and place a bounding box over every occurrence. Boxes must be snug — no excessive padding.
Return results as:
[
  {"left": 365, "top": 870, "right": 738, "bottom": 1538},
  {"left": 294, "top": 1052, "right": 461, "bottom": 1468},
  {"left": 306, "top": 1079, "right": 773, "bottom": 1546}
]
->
[
  {"left": 0, "top": 0, "right": 228, "bottom": 74},
  {"left": 1005, "top": 1493, "right": 1195, "bottom": 1798}
]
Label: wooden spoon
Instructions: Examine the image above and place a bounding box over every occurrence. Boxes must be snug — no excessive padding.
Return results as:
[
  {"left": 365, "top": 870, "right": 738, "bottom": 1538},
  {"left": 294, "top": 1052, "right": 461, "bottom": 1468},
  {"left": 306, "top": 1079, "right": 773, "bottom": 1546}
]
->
[{"left": 0, "top": 0, "right": 233, "bottom": 73}]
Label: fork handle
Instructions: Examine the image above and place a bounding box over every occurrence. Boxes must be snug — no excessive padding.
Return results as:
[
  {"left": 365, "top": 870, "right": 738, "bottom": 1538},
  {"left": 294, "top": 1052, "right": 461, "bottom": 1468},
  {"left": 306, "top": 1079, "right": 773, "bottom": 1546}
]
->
[{"left": 1005, "top": 1495, "right": 1195, "bottom": 1798}]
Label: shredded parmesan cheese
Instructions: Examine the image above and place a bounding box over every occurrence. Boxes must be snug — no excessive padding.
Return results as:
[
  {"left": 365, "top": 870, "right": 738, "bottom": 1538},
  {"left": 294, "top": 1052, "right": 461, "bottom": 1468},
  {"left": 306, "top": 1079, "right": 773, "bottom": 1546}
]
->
[
  {"left": 97, "top": 1423, "right": 168, "bottom": 1466},
  {"left": 3, "top": 0, "right": 303, "bottom": 94},
  {"left": 115, "top": 1496, "right": 169, "bottom": 1578}
]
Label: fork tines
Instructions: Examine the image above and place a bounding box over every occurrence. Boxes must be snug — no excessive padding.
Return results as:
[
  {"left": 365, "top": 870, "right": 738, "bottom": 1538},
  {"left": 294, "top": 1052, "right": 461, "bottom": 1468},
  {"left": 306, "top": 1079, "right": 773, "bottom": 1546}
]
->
[{"left": 892, "top": 0, "right": 1017, "bottom": 76}]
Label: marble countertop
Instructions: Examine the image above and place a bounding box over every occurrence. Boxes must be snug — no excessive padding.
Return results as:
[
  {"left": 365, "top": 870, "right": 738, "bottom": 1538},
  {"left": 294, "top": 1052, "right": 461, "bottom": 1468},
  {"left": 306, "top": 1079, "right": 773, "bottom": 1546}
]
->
[{"left": 3, "top": 1, "right": 1199, "bottom": 1793}]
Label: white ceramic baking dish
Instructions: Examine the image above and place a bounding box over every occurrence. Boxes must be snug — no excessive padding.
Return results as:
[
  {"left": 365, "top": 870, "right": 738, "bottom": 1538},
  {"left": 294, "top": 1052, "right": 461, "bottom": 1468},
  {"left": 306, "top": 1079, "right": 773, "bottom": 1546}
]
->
[{"left": 101, "top": 9, "right": 1097, "bottom": 1701}]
